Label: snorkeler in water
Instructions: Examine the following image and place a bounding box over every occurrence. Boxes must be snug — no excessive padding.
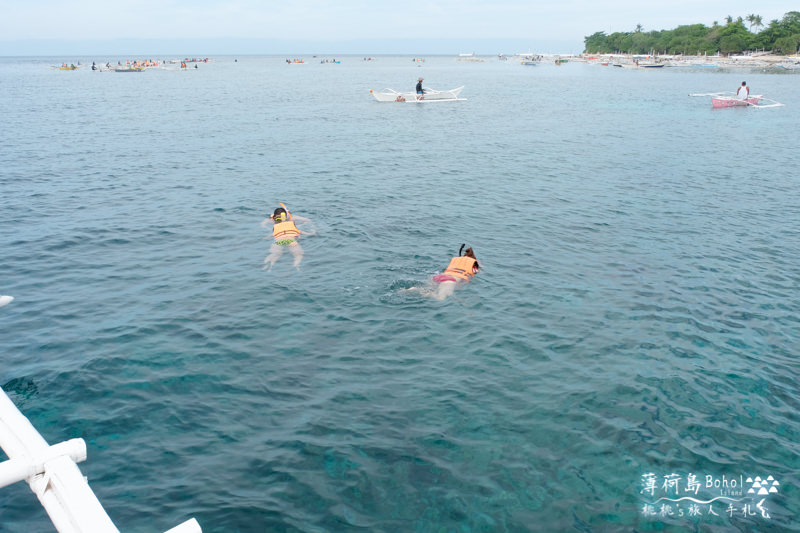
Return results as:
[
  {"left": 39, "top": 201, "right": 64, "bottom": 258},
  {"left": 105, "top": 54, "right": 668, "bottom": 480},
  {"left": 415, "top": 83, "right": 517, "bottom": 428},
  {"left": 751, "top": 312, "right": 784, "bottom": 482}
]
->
[
  {"left": 404, "top": 245, "right": 479, "bottom": 300},
  {"left": 260, "top": 203, "right": 315, "bottom": 271}
]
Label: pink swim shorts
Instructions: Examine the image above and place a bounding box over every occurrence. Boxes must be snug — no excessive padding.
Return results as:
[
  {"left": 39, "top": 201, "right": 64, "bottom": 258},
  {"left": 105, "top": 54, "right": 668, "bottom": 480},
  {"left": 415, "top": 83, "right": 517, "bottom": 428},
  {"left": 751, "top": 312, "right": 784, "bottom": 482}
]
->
[{"left": 432, "top": 274, "right": 458, "bottom": 283}]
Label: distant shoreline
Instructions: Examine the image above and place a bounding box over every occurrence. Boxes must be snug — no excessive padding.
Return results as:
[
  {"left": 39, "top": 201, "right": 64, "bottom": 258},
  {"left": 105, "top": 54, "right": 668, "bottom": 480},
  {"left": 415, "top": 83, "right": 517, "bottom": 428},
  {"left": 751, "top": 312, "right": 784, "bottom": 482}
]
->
[{"left": 5, "top": 52, "right": 799, "bottom": 73}]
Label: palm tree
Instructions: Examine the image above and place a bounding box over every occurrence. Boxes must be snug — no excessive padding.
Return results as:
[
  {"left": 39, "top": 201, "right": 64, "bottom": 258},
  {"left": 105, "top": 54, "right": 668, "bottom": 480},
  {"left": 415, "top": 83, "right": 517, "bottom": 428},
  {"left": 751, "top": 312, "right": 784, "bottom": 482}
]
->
[
  {"left": 635, "top": 23, "right": 643, "bottom": 33},
  {"left": 745, "top": 14, "right": 755, "bottom": 31},
  {"left": 753, "top": 15, "right": 763, "bottom": 32},
  {"left": 725, "top": 15, "right": 733, "bottom": 24}
]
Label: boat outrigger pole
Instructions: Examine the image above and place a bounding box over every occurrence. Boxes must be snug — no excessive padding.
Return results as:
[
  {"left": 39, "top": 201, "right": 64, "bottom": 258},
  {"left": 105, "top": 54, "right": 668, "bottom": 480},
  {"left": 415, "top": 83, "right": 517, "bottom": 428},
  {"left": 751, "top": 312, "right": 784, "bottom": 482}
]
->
[{"left": 0, "top": 387, "right": 202, "bottom": 533}]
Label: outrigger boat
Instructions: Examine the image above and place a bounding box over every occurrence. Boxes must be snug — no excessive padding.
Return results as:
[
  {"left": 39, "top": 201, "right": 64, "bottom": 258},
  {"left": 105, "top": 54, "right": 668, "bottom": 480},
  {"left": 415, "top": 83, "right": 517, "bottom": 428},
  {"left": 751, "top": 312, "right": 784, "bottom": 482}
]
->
[
  {"left": 689, "top": 92, "right": 784, "bottom": 109},
  {"left": 370, "top": 86, "right": 465, "bottom": 103},
  {"left": 712, "top": 95, "right": 763, "bottom": 108}
]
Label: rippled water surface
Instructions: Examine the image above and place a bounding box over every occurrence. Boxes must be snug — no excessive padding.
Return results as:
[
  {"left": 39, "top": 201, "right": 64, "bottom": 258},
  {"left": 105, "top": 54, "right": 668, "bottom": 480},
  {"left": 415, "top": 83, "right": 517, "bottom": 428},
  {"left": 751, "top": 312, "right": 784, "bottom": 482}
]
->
[{"left": 1, "top": 56, "right": 799, "bottom": 532}]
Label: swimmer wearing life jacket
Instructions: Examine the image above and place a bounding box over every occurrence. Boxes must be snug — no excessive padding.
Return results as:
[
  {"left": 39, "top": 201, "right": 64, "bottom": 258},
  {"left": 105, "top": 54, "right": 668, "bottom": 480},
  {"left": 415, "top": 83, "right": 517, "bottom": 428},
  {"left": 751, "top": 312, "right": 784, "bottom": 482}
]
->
[
  {"left": 260, "top": 203, "right": 315, "bottom": 271},
  {"left": 404, "top": 244, "right": 479, "bottom": 300}
]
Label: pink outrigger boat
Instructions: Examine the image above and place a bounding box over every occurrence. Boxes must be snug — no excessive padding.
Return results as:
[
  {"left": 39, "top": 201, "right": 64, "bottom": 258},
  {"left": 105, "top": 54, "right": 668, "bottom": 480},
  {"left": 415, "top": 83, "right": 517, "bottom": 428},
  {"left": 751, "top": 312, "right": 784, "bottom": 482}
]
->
[{"left": 711, "top": 95, "right": 762, "bottom": 108}]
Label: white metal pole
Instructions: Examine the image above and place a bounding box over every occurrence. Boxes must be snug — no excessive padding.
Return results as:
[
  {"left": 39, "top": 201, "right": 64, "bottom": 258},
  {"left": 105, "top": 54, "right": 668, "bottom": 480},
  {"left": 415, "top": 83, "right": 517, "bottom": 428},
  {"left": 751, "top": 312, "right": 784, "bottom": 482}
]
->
[{"left": 0, "top": 389, "right": 202, "bottom": 533}]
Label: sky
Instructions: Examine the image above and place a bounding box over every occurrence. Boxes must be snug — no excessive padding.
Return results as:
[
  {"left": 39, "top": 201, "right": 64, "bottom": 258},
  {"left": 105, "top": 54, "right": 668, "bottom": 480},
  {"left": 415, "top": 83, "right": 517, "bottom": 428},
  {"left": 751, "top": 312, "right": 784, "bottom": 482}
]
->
[{"left": 0, "top": 0, "right": 794, "bottom": 55}]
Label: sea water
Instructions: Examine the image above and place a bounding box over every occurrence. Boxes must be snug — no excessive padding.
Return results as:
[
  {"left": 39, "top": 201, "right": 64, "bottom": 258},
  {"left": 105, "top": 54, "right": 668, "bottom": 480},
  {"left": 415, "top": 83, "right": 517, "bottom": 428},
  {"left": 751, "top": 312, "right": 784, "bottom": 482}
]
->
[{"left": 1, "top": 56, "right": 799, "bottom": 532}]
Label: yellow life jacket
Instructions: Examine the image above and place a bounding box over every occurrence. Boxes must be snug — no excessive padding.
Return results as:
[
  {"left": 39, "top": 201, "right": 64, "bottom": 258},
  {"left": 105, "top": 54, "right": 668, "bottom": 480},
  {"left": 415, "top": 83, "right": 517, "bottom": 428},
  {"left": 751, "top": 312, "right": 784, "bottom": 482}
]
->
[
  {"left": 273, "top": 220, "right": 300, "bottom": 239},
  {"left": 443, "top": 256, "right": 477, "bottom": 280}
]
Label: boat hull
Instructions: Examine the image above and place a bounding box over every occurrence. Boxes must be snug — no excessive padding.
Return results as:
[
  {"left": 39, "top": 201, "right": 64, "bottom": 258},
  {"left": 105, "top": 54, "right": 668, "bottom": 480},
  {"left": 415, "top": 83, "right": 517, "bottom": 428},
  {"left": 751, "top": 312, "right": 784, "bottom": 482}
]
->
[
  {"left": 711, "top": 96, "right": 762, "bottom": 108},
  {"left": 370, "top": 87, "right": 465, "bottom": 102}
]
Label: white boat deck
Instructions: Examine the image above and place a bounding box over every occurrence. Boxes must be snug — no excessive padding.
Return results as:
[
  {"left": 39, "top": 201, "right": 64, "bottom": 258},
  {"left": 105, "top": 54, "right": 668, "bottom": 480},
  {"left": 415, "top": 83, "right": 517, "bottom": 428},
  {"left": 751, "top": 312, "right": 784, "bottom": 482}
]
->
[{"left": 1, "top": 295, "right": 201, "bottom": 533}]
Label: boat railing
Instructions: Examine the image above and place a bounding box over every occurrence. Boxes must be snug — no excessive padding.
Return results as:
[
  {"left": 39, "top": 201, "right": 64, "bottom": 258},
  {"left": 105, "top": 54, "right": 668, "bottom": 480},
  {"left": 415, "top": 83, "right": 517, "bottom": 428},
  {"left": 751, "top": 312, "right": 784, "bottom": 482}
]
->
[{"left": 1, "top": 377, "right": 201, "bottom": 533}]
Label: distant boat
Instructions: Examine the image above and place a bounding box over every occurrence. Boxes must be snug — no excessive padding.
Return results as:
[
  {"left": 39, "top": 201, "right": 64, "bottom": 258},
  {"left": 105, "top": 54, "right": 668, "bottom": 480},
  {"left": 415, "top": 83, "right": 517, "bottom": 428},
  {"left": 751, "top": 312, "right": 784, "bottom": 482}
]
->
[
  {"left": 517, "top": 54, "right": 540, "bottom": 65},
  {"left": 457, "top": 54, "right": 485, "bottom": 62}
]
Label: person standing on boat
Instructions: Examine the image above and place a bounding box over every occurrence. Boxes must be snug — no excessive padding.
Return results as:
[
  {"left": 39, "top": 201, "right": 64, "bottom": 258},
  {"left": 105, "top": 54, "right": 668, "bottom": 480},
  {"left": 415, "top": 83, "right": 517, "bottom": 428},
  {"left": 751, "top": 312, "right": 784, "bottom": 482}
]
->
[
  {"left": 261, "top": 204, "right": 315, "bottom": 271},
  {"left": 416, "top": 77, "right": 425, "bottom": 100},
  {"left": 736, "top": 81, "right": 749, "bottom": 100}
]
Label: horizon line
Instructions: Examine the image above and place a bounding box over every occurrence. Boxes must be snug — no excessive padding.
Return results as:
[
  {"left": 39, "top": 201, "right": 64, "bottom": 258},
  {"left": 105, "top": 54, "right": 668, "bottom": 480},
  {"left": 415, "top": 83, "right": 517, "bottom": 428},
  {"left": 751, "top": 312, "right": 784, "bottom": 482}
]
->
[{"left": 0, "top": 37, "right": 585, "bottom": 57}]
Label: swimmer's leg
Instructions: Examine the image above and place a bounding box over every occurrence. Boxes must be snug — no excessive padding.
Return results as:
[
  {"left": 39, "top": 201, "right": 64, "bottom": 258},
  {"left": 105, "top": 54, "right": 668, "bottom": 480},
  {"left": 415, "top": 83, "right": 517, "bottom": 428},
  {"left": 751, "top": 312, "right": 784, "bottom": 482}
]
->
[
  {"left": 400, "top": 285, "right": 425, "bottom": 294},
  {"left": 401, "top": 284, "right": 439, "bottom": 298},
  {"left": 263, "top": 243, "right": 284, "bottom": 271},
  {"left": 288, "top": 242, "right": 304, "bottom": 270},
  {"left": 433, "top": 281, "right": 457, "bottom": 300}
]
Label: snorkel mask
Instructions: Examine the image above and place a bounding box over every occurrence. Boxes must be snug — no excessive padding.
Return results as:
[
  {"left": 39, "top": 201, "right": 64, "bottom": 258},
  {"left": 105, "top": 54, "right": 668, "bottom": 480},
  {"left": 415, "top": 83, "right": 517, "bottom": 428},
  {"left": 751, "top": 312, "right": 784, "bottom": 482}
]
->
[{"left": 272, "top": 207, "right": 288, "bottom": 222}]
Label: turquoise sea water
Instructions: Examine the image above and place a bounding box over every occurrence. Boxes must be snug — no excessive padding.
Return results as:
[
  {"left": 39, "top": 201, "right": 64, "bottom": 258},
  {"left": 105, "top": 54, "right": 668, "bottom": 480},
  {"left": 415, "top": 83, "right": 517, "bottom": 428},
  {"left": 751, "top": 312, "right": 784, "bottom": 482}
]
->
[{"left": 1, "top": 55, "right": 799, "bottom": 532}]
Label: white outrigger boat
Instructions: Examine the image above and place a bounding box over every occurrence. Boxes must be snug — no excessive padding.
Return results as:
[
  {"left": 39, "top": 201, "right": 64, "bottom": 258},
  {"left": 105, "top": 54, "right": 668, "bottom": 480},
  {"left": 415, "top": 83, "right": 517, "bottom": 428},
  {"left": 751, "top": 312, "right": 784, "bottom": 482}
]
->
[{"left": 370, "top": 86, "right": 465, "bottom": 103}]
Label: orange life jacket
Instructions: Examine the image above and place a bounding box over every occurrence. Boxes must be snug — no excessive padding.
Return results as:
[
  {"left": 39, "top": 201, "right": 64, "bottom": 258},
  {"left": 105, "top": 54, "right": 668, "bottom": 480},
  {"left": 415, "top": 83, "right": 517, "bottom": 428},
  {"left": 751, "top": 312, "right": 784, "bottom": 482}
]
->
[
  {"left": 273, "top": 220, "right": 300, "bottom": 239},
  {"left": 443, "top": 256, "right": 477, "bottom": 280}
]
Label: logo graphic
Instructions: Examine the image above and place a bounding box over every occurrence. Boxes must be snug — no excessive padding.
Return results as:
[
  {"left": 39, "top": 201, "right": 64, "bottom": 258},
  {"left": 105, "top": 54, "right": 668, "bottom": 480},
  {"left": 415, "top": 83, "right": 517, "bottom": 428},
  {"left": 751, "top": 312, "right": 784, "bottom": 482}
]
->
[
  {"left": 638, "top": 472, "right": 783, "bottom": 523},
  {"left": 747, "top": 476, "right": 779, "bottom": 496}
]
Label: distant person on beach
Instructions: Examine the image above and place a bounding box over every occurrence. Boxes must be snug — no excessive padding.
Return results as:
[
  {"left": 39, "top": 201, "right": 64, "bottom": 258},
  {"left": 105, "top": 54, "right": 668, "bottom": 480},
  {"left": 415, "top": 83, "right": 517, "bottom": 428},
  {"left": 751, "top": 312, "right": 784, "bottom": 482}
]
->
[
  {"left": 261, "top": 204, "right": 315, "bottom": 271},
  {"left": 403, "top": 245, "right": 480, "bottom": 300},
  {"left": 416, "top": 77, "right": 425, "bottom": 99},
  {"left": 737, "top": 81, "right": 749, "bottom": 99}
]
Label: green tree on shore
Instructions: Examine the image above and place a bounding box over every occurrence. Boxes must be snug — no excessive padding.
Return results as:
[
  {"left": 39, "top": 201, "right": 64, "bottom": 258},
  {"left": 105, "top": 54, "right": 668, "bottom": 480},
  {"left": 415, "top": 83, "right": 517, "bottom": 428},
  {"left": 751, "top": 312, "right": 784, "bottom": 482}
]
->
[
  {"left": 584, "top": 11, "right": 798, "bottom": 54},
  {"left": 718, "top": 18, "right": 750, "bottom": 54}
]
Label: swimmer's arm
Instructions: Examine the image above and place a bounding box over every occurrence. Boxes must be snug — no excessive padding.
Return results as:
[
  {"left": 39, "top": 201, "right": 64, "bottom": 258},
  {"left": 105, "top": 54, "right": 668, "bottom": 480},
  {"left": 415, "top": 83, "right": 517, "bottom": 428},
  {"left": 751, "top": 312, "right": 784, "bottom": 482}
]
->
[
  {"left": 260, "top": 217, "right": 275, "bottom": 229},
  {"left": 293, "top": 215, "right": 317, "bottom": 236}
]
